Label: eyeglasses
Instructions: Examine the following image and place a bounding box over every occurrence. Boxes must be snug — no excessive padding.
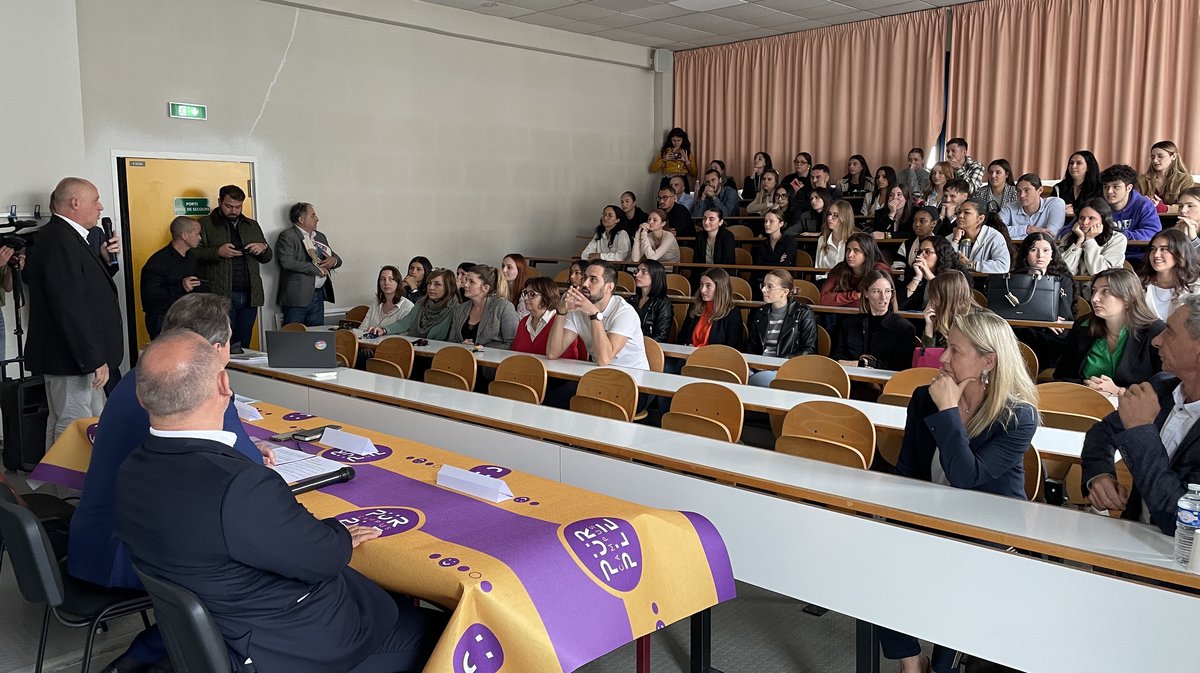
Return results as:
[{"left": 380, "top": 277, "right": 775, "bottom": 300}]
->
[
  {"left": 866, "top": 289, "right": 895, "bottom": 297},
  {"left": 917, "top": 248, "right": 937, "bottom": 256},
  {"left": 774, "top": 194, "right": 788, "bottom": 200},
  {"left": 520, "top": 290, "right": 541, "bottom": 299}
]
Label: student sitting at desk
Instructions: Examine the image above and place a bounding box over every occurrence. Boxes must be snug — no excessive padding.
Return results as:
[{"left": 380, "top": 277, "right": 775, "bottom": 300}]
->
[
  {"left": 1055, "top": 268, "right": 1164, "bottom": 398},
  {"left": 546, "top": 260, "right": 649, "bottom": 408},
  {"left": 831, "top": 270, "right": 916, "bottom": 371},
  {"left": 677, "top": 268, "right": 744, "bottom": 351},
  {"left": 884, "top": 310, "right": 1038, "bottom": 673},
  {"left": 1059, "top": 198, "right": 1128, "bottom": 277},
  {"left": 897, "top": 234, "right": 968, "bottom": 311},
  {"left": 692, "top": 209, "right": 737, "bottom": 265},
  {"left": 449, "top": 264, "right": 518, "bottom": 349},
  {"left": 1081, "top": 294, "right": 1200, "bottom": 534},
  {"left": 513, "top": 277, "right": 584, "bottom": 359},
  {"left": 361, "top": 265, "right": 414, "bottom": 334},
  {"left": 632, "top": 259, "right": 672, "bottom": 343},
  {"left": 747, "top": 270, "right": 817, "bottom": 386},
  {"left": 919, "top": 271, "right": 982, "bottom": 349},
  {"left": 819, "top": 232, "right": 890, "bottom": 307},
  {"left": 379, "top": 268, "right": 459, "bottom": 341},
  {"left": 1138, "top": 228, "right": 1200, "bottom": 320},
  {"left": 1011, "top": 232, "right": 1074, "bottom": 368}
]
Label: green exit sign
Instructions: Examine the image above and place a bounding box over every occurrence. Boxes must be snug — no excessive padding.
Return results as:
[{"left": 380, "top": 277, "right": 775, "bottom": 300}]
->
[
  {"left": 168, "top": 102, "right": 207, "bottom": 120},
  {"left": 174, "top": 197, "right": 210, "bottom": 215}
]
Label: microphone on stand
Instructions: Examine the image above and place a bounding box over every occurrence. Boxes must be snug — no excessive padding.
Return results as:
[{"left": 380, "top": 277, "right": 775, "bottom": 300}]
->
[{"left": 101, "top": 216, "right": 119, "bottom": 267}]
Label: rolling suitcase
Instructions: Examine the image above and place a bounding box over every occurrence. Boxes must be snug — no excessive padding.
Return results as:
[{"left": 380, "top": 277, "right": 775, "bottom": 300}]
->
[{"left": 1, "top": 366, "right": 49, "bottom": 471}]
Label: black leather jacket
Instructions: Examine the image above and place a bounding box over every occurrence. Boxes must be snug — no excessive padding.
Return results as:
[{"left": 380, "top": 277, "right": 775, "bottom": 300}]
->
[
  {"left": 634, "top": 295, "right": 672, "bottom": 342},
  {"left": 747, "top": 300, "right": 818, "bottom": 357}
]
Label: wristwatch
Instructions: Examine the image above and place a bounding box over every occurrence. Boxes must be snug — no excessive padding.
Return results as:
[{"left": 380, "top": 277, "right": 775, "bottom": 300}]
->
[{"left": 589, "top": 311, "right": 603, "bottom": 321}]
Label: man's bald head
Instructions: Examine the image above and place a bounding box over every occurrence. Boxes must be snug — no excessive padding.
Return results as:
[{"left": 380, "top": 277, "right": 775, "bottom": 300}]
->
[
  {"left": 137, "top": 329, "right": 225, "bottom": 422},
  {"left": 50, "top": 177, "right": 103, "bottom": 227}
]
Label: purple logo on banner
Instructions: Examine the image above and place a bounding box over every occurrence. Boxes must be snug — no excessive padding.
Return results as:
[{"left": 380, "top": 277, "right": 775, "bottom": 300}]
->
[
  {"left": 282, "top": 413, "right": 315, "bottom": 421},
  {"left": 324, "top": 445, "right": 393, "bottom": 463},
  {"left": 86, "top": 423, "right": 99, "bottom": 443},
  {"left": 562, "top": 517, "right": 643, "bottom": 592},
  {"left": 452, "top": 623, "right": 504, "bottom": 673},
  {"left": 469, "top": 465, "right": 511, "bottom": 479},
  {"left": 336, "top": 507, "right": 421, "bottom": 537}
]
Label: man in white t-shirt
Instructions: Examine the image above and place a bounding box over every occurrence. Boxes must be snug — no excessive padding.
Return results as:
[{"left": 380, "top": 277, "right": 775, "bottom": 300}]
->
[{"left": 545, "top": 260, "right": 649, "bottom": 408}]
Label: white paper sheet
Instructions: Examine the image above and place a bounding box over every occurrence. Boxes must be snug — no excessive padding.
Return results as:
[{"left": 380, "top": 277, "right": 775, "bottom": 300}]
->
[{"left": 271, "top": 454, "right": 345, "bottom": 485}]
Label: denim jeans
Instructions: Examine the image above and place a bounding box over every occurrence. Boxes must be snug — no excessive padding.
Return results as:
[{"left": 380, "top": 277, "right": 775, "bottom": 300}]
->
[
  {"left": 282, "top": 286, "right": 326, "bottom": 327},
  {"left": 229, "top": 290, "right": 259, "bottom": 349}
]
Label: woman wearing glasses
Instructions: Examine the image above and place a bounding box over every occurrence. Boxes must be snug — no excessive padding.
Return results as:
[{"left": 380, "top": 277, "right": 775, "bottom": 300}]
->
[
  {"left": 830, "top": 270, "right": 916, "bottom": 371},
  {"left": 512, "top": 277, "right": 584, "bottom": 359},
  {"left": 898, "top": 235, "right": 969, "bottom": 310},
  {"left": 815, "top": 200, "right": 859, "bottom": 269},
  {"left": 747, "top": 270, "right": 817, "bottom": 386}
]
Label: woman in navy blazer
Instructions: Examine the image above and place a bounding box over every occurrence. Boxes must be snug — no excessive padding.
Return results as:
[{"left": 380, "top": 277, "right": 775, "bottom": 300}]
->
[{"left": 884, "top": 310, "right": 1039, "bottom": 673}]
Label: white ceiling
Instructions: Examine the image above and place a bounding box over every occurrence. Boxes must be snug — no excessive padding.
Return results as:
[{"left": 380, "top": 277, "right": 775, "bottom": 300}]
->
[{"left": 417, "top": 0, "right": 973, "bottom": 51}]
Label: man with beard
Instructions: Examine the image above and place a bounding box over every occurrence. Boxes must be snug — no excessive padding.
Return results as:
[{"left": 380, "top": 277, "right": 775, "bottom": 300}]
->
[{"left": 196, "top": 185, "right": 272, "bottom": 348}]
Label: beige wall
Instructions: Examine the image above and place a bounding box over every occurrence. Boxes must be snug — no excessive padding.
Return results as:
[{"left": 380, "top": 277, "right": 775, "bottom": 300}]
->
[{"left": 6, "top": 0, "right": 656, "bottom": 354}]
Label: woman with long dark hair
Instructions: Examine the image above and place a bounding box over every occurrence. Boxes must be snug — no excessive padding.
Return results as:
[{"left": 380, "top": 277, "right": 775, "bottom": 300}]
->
[
  {"left": 869, "top": 184, "right": 915, "bottom": 240},
  {"left": 898, "top": 235, "right": 969, "bottom": 310},
  {"left": 401, "top": 256, "right": 432, "bottom": 301},
  {"left": 362, "top": 265, "right": 415, "bottom": 336},
  {"left": 1052, "top": 150, "right": 1102, "bottom": 218},
  {"left": 819, "top": 232, "right": 890, "bottom": 307},
  {"left": 649, "top": 127, "right": 696, "bottom": 188},
  {"left": 580, "top": 205, "right": 631, "bottom": 261},
  {"left": 1012, "top": 232, "right": 1075, "bottom": 367},
  {"left": 741, "top": 151, "right": 774, "bottom": 201},
  {"left": 831, "top": 270, "right": 916, "bottom": 371},
  {"left": 1055, "top": 268, "right": 1164, "bottom": 397},
  {"left": 781, "top": 152, "right": 813, "bottom": 192},
  {"left": 783, "top": 186, "right": 823, "bottom": 236},
  {"left": 632, "top": 259, "right": 672, "bottom": 342},
  {"left": 1059, "top": 197, "right": 1127, "bottom": 276},
  {"left": 970, "top": 159, "right": 1018, "bottom": 212},
  {"left": 838, "top": 154, "right": 874, "bottom": 195},
  {"left": 1138, "top": 228, "right": 1200, "bottom": 319},
  {"left": 861, "top": 165, "right": 897, "bottom": 215}
]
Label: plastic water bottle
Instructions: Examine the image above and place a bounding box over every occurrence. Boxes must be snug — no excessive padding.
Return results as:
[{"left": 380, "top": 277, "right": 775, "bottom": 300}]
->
[{"left": 1175, "top": 484, "right": 1200, "bottom": 566}]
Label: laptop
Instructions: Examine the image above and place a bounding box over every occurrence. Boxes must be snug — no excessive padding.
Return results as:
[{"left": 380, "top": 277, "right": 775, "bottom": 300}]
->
[{"left": 265, "top": 331, "right": 338, "bottom": 368}]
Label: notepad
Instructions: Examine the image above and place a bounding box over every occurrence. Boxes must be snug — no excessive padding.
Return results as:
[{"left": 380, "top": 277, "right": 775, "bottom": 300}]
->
[{"left": 272, "top": 454, "right": 346, "bottom": 485}]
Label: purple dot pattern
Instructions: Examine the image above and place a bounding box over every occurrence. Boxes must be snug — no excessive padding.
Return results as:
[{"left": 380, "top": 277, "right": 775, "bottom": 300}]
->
[
  {"left": 335, "top": 507, "right": 420, "bottom": 538},
  {"left": 562, "top": 517, "right": 644, "bottom": 593},
  {"left": 469, "top": 465, "right": 512, "bottom": 479},
  {"left": 651, "top": 603, "right": 659, "bottom": 615},
  {"left": 457, "top": 566, "right": 470, "bottom": 572},
  {"left": 324, "top": 445, "right": 393, "bottom": 464},
  {"left": 480, "top": 580, "right": 492, "bottom": 592},
  {"left": 513, "top": 497, "right": 530, "bottom": 503},
  {"left": 438, "top": 557, "right": 461, "bottom": 567},
  {"left": 452, "top": 623, "right": 504, "bottom": 673},
  {"left": 282, "top": 412, "right": 315, "bottom": 421},
  {"left": 656, "top": 620, "right": 666, "bottom": 630}
]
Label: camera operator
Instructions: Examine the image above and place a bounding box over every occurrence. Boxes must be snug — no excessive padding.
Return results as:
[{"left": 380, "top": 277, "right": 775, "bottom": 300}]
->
[{"left": 0, "top": 239, "right": 26, "bottom": 360}]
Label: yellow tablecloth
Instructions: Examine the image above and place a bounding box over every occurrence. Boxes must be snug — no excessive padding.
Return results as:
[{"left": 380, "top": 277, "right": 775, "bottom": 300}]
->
[{"left": 33, "top": 403, "right": 735, "bottom": 673}]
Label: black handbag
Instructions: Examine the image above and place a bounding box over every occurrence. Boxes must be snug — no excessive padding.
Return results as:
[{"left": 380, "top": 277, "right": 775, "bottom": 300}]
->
[{"left": 986, "top": 272, "right": 1063, "bottom": 322}]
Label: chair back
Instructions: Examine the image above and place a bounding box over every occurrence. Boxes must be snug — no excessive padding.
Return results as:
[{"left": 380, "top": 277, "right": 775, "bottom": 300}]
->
[
  {"left": 972, "top": 288, "right": 988, "bottom": 308},
  {"left": 775, "top": 436, "right": 868, "bottom": 469},
  {"left": 280, "top": 322, "right": 307, "bottom": 332},
  {"left": 643, "top": 337, "right": 665, "bottom": 373},
  {"left": 616, "top": 270, "right": 636, "bottom": 293},
  {"left": 0, "top": 499, "right": 64, "bottom": 607},
  {"left": 1017, "top": 342, "right": 1039, "bottom": 381},
  {"left": 554, "top": 269, "right": 569, "bottom": 284},
  {"left": 426, "top": 346, "right": 478, "bottom": 391},
  {"left": 780, "top": 400, "right": 876, "bottom": 468},
  {"left": 525, "top": 267, "right": 541, "bottom": 278},
  {"left": 373, "top": 337, "right": 415, "bottom": 378},
  {"left": 1036, "top": 381, "right": 1112, "bottom": 420},
  {"left": 666, "top": 274, "right": 691, "bottom": 297},
  {"left": 365, "top": 359, "right": 406, "bottom": 378},
  {"left": 575, "top": 368, "right": 639, "bottom": 421},
  {"left": 334, "top": 329, "right": 358, "bottom": 368},
  {"left": 879, "top": 367, "right": 940, "bottom": 404},
  {"left": 569, "top": 395, "right": 630, "bottom": 422},
  {"left": 672, "top": 303, "right": 689, "bottom": 342},
  {"left": 134, "top": 565, "right": 233, "bottom": 673},
  {"left": 667, "top": 382, "right": 744, "bottom": 442},
  {"left": 792, "top": 279, "right": 820, "bottom": 305},
  {"left": 733, "top": 247, "right": 753, "bottom": 267},
  {"left": 815, "top": 325, "right": 831, "bottom": 358},
  {"left": 726, "top": 224, "right": 753, "bottom": 238},
  {"left": 682, "top": 344, "right": 749, "bottom": 385},
  {"left": 662, "top": 412, "right": 732, "bottom": 442},
  {"left": 678, "top": 246, "right": 694, "bottom": 263},
  {"left": 771, "top": 355, "right": 850, "bottom": 399},
  {"left": 794, "top": 250, "right": 814, "bottom": 267},
  {"left": 729, "top": 276, "right": 753, "bottom": 301},
  {"left": 1024, "top": 445, "right": 1044, "bottom": 502},
  {"left": 491, "top": 355, "right": 548, "bottom": 404},
  {"left": 343, "top": 305, "right": 369, "bottom": 327},
  {"left": 424, "top": 369, "right": 471, "bottom": 391},
  {"left": 1074, "top": 296, "right": 1090, "bottom": 319}
]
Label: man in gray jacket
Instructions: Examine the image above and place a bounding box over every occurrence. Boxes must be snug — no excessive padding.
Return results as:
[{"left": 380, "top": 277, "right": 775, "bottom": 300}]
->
[{"left": 276, "top": 202, "right": 341, "bottom": 326}]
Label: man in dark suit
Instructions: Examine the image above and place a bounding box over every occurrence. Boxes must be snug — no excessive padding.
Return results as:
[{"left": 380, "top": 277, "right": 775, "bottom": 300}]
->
[
  {"left": 26, "top": 177, "right": 123, "bottom": 445},
  {"left": 116, "top": 331, "right": 441, "bottom": 673},
  {"left": 1082, "top": 296, "right": 1200, "bottom": 534},
  {"left": 276, "top": 202, "right": 341, "bottom": 326}
]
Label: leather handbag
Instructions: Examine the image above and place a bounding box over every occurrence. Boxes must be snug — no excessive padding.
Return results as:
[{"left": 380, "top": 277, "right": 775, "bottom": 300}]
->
[
  {"left": 986, "top": 272, "right": 1062, "bottom": 322},
  {"left": 912, "top": 347, "right": 944, "bottom": 369}
]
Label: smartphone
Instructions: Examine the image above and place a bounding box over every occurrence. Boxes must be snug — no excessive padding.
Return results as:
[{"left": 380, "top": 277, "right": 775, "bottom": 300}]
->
[
  {"left": 270, "top": 431, "right": 296, "bottom": 442},
  {"left": 292, "top": 424, "right": 342, "bottom": 442}
]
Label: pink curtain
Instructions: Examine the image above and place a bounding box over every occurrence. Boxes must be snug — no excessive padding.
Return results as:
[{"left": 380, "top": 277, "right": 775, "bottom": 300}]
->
[
  {"left": 673, "top": 11, "right": 947, "bottom": 184},
  {"left": 948, "top": 0, "right": 1200, "bottom": 178}
]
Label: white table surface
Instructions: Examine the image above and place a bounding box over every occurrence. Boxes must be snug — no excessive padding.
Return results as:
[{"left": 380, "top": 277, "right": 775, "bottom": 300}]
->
[
  {"left": 228, "top": 362, "right": 1184, "bottom": 583},
  {"left": 353, "top": 336, "right": 1085, "bottom": 461}
]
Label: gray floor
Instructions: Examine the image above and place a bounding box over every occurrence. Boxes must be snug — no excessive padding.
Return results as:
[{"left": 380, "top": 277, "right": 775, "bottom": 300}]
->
[{"left": 2, "top": 469, "right": 861, "bottom": 673}]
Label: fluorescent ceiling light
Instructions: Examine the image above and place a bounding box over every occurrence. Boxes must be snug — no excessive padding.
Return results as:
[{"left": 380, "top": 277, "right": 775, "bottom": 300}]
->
[{"left": 669, "top": 0, "right": 745, "bottom": 11}]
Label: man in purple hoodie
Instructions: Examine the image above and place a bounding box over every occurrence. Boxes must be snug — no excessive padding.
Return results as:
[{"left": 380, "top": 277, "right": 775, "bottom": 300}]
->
[{"left": 1100, "top": 164, "right": 1161, "bottom": 259}]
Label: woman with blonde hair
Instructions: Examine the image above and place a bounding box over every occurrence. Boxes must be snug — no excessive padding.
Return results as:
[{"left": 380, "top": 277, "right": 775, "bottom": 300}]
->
[
  {"left": 449, "top": 264, "right": 518, "bottom": 348},
  {"left": 815, "top": 199, "right": 858, "bottom": 269},
  {"left": 883, "top": 310, "right": 1038, "bottom": 672},
  {"left": 920, "top": 270, "right": 980, "bottom": 348},
  {"left": 676, "top": 267, "right": 743, "bottom": 350},
  {"left": 1136, "top": 140, "right": 1195, "bottom": 212},
  {"left": 1055, "top": 268, "right": 1164, "bottom": 397},
  {"left": 922, "top": 161, "right": 955, "bottom": 207}
]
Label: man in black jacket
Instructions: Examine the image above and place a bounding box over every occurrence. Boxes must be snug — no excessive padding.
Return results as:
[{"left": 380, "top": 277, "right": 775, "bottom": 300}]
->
[
  {"left": 1082, "top": 297, "right": 1200, "bottom": 534},
  {"left": 116, "top": 331, "right": 441, "bottom": 673},
  {"left": 141, "top": 216, "right": 203, "bottom": 339},
  {"left": 657, "top": 186, "right": 694, "bottom": 239},
  {"left": 26, "top": 177, "right": 123, "bottom": 445}
]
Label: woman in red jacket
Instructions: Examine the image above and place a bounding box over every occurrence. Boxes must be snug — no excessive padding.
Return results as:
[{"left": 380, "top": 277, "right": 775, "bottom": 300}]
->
[
  {"left": 819, "top": 232, "right": 890, "bottom": 306},
  {"left": 512, "top": 276, "right": 584, "bottom": 359}
]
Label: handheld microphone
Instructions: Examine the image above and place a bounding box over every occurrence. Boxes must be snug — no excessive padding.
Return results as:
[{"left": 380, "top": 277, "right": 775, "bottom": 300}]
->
[{"left": 101, "top": 216, "right": 118, "bottom": 266}]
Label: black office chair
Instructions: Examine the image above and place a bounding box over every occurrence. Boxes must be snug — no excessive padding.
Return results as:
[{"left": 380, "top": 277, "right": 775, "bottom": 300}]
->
[
  {"left": 0, "top": 498, "right": 153, "bottom": 673},
  {"left": 0, "top": 480, "right": 75, "bottom": 571},
  {"left": 134, "top": 564, "right": 238, "bottom": 673}
]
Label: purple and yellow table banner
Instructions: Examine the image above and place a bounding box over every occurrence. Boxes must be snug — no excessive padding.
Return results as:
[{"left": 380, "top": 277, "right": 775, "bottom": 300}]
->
[{"left": 30, "top": 403, "right": 735, "bottom": 673}]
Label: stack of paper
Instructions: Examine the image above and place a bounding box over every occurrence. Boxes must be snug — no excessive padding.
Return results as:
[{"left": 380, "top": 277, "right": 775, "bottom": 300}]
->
[{"left": 264, "top": 442, "right": 347, "bottom": 485}]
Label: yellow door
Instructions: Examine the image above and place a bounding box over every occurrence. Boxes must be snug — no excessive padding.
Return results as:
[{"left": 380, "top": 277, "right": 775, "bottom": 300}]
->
[{"left": 119, "top": 157, "right": 255, "bottom": 352}]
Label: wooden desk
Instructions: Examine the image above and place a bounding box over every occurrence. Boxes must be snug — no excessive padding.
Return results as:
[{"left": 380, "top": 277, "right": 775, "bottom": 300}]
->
[{"left": 655, "top": 342, "right": 893, "bottom": 383}]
